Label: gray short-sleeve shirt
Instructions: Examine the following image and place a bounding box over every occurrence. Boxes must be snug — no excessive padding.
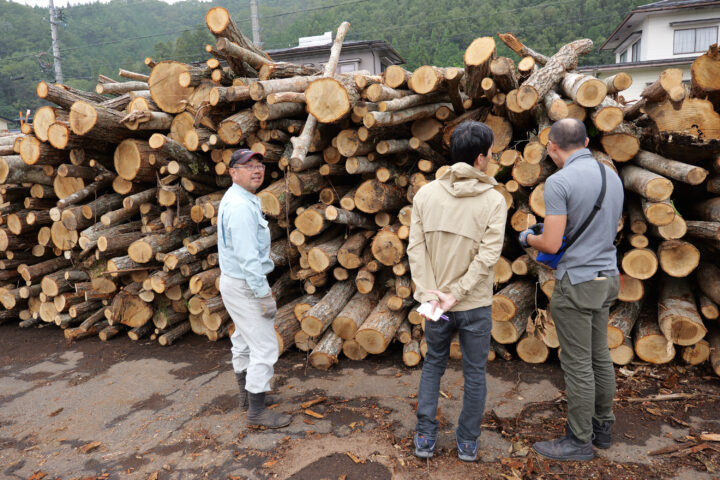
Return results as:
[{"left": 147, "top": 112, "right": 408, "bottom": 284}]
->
[{"left": 543, "top": 148, "right": 624, "bottom": 284}]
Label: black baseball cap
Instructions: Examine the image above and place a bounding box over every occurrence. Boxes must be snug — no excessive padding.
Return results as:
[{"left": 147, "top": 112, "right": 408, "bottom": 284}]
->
[{"left": 229, "top": 149, "right": 265, "bottom": 168}]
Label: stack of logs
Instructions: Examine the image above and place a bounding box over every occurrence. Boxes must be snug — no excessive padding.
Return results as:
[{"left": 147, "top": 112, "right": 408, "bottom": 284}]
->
[{"left": 0, "top": 7, "right": 719, "bottom": 376}]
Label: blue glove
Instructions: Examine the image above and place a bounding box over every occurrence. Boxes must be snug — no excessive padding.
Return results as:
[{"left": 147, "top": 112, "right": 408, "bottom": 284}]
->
[
  {"left": 529, "top": 223, "right": 544, "bottom": 235},
  {"left": 518, "top": 229, "right": 533, "bottom": 248}
]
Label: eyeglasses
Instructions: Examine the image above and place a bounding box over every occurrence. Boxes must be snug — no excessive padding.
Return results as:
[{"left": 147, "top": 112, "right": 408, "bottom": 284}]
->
[{"left": 232, "top": 164, "right": 266, "bottom": 172}]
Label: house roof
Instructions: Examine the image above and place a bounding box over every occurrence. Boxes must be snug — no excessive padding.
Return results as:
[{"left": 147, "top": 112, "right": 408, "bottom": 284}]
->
[
  {"left": 266, "top": 39, "right": 405, "bottom": 65},
  {"left": 577, "top": 56, "right": 696, "bottom": 72},
  {"left": 599, "top": 0, "right": 720, "bottom": 51}
]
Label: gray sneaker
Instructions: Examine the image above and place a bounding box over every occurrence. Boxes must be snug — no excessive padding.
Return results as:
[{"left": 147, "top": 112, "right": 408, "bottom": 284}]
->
[
  {"left": 532, "top": 428, "right": 594, "bottom": 461},
  {"left": 456, "top": 436, "right": 479, "bottom": 462}
]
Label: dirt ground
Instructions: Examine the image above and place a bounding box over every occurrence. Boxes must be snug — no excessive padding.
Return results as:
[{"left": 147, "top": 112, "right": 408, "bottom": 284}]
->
[{"left": 1, "top": 322, "right": 719, "bottom": 480}]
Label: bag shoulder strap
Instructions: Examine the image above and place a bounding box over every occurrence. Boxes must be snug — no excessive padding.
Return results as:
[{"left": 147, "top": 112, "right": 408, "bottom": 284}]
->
[{"left": 564, "top": 160, "right": 607, "bottom": 250}]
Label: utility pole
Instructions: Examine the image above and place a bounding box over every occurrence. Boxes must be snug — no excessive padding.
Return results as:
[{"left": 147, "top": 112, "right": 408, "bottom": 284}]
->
[
  {"left": 250, "top": 0, "right": 262, "bottom": 48},
  {"left": 48, "top": 0, "right": 64, "bottom": 84}
]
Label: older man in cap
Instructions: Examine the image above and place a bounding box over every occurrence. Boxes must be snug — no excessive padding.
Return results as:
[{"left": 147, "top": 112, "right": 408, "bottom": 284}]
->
[{"left": 217, "top": 148, "right": 291, "bottom": 429}]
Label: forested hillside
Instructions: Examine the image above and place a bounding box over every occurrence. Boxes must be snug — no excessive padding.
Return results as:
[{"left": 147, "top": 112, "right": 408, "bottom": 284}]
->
[{"left": 0, "top": 0, "right": 647, "bottom": 122}]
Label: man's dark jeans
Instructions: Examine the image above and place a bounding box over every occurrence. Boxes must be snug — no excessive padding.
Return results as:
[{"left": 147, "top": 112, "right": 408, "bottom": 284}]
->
[{"left": 416, "top": 305, "right": 492, "bottom": 443}]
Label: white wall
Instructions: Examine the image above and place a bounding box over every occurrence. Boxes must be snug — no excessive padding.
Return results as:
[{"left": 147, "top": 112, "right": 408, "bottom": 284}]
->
[
  {"left": 593, "top": 64, "right": 692, "bottom": 101},
  {"left": 614, "top": 7, "right": 720, "bottom": 62},
  {"left": 645, "top": 9, "right": 720, "bottom": 60},
  {"left": 0, "top": 119, "right": 8, "bottom": 132}
]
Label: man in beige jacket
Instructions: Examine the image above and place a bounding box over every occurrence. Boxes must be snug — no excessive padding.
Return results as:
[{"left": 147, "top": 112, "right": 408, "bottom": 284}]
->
[{"left": 408, "top": 121, "right": 506, "bottom": 462}]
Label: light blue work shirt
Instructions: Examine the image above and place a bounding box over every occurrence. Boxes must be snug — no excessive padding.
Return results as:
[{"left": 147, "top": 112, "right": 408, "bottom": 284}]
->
[{"left": 217, "top": 183, "right": 274, "bottom": 297}]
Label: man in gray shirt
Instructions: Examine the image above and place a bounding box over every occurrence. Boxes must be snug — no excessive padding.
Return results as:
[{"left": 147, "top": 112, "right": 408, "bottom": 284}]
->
[{"left": 519, "top": 119, "right": 623, "bottom": 461}]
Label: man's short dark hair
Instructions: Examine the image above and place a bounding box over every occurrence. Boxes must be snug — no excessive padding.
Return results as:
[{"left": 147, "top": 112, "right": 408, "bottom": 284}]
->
[
  {"left": 450, "top": 121, "right": 494, "bottom": 166},
  {"left": 548, "top": 118, "right": 587, "bottom": 151}
]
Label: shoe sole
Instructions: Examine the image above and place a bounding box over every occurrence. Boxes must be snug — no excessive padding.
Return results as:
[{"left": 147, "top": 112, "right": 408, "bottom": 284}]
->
[
  {"left": 458, "top": 454, "right": 477, "bottom": 462},
  {"left": 414, "top": 449, "right": 433, "bottom": 459},
  {"left": 592, "top": 442, "right": 611, "bottom": 449},
  {"left": 248, "top": 420, "right": 291, "bottom": 429},
  {"left": 532, "top": 445, "right": 593, "bottom": 461}
]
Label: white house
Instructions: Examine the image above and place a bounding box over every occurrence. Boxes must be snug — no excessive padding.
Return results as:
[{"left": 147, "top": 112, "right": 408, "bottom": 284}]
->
[
  {"left": 0, "top": 116, "right": 11, "bottom": 133},
  {"left": 578, "top": 0, "right": 720, "bottom": 100}
]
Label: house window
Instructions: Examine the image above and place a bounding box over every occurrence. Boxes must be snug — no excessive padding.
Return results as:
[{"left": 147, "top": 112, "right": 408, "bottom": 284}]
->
[
  {"left": 674, "top": 26, "right": 718, "bottom": 54},
  {"left": 338, "top": 61, "right": 359, "bottom": 73},
  {"left": 619, "top": 50, "right": 628, "bottom": 63},
  {"left": 631, "top": 40, "right": 640, "bottom": 62}
]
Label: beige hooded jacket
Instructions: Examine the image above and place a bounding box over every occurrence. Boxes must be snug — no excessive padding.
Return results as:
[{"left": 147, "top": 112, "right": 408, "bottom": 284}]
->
[{"left": 407, "top": 162, "right": 507, "bottom": 311}]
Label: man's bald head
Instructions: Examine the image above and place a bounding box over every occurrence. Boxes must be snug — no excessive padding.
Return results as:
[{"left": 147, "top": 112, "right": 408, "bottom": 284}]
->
[{"left": 548, "top": 118, "right": 587, "bottom": 151}]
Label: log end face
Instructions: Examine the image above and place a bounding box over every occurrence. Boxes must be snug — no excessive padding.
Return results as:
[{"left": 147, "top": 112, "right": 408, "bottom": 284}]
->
[
  {"left": 464, "top": 36, "right": 496, "bottom": 66},
  {"left": 69, "top": 101, "right": 98, "bottom": 136},
  {"left": 491, "top": 296, "right": 517, "bottom": 323}
]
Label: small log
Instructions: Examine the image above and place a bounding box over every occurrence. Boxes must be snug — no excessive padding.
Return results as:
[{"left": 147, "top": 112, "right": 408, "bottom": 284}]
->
[
  {"left": 607, "top": 300, "right": 643, "bottom": 349},
  {"left": 620, "top": 165, "right": 673, "bottom": 202},
  {"left": 621, "top": 248, "right": 658, "bottom": 280},
  {"left": 309, "top": 328, "right": 344, "bottom": 370}
]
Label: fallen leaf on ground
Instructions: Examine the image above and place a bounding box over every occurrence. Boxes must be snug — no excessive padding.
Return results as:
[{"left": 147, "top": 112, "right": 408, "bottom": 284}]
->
[
  {"left": 304, "top": 409, "right": 324, "bottom": 419},
  {"left": 346, "top": 452, "right": 361, "bottom": 463},
  {"left": 28, "top": 473, "right": 47, "bottom": 480},
  {"left": 701, "top": 433, "right": 720, "bottom": 442},
  {"left": 78, "top": 441, "right": 101, "bottom": 453},
  {"left": 263, "top": 459, "right": 278, "bottom": 468},
  {"left": 300, "top": 397, "right": 327, "bottom": 409},
  {"left": 147, "top": 472, "right": 159, "bottom": 480},
  {"left": 48, "top": 408, "right": 63, "bottom": 417}
]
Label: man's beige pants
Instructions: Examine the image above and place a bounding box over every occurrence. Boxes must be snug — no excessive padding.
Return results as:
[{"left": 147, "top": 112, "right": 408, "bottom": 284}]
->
[{"left": 219, "top": 274, "right": 278, "bottom": 393}]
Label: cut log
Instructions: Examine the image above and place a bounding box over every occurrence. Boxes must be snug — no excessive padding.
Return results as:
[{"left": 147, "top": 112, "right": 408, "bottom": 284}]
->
[
  {"left": 610, "top": 336, "right": 635, "bottom": 365},
  {"left": 355, "top": 292, "right": 408, "bottom": 354},
  {"left": 463, "top": 37, "right": 496, "bottom": 99},
  {"left": 371, "top": 225, "right": 405, "bottom": 266},
  {"left": 492, "top": 279, "right": 535, "bottom": 323},
  {"left": 128, "top": 229, "right": 188, "bottom": 264},
  {"left": 309, "top": 328, "right": 344, "bottom": 370},
  {"left": 691, "top": 197, "right": 720, "bottom": 222},
  {"left": 516, "top": 331, "right": 550, "bottom": 363},
  {"left": 681, "top": 339, "right": 710, "bottom": 366},
  {"left": 642, "top": 198, "right": 676, "bottom": 227},
  {"left": 632, "top": 150, "right": 708, "bottom": 185},
  {"left": 601, "top": 122, "right": 641, "bottom": 162},
  {"left": 698, "top": 293, "right": 719, "bottom": 320},
  {"left": 337, "top": 230, "right": 374, "bottom": 269},
  {"left": 657, "top": 240, "right": 699, "bottom": 278},
  {"left": 634, "top": 305, "right": 676, "bottom": 364},
  {"left": 621, "top": 248, "right": 658, "bottom": 280},
  {"left": 620, "top": 165, "right": 673, "bottom": 202},
  {"left": 300, "top": 279, "right": 356, "bottom": 337},
  {"left": 658, "top": 276, "right": 707, "bottom": 346},
  {"left": 712, "top": 329, "right": 720, "bottom": 376},
  {"left": 562, "top": 73, "right": 607, "bottom": 108},
  {"left": 354, "top": 180, "right": 406, "bottom": 214},
  {"left": 696, "top": 262, "right": 720, "bottom": 305},
  {"left": 516, "top": 39, "right": 594, "bottom": 111},
  {"left": 307, "top": 234, "right": 344, "bottom": 273},
  {"left": 607, "top": 300, "right": 643, "bottom": 349}
]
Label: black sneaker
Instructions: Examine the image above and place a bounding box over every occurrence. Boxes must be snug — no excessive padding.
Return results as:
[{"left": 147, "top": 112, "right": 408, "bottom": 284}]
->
[
  {"left": 592, "top": 418, "right": 611, "bottom": 449},
  {"left": 532, "top": 428, "right": 594, "bottom": 461},
  {"left": 414, "top": 433, "right": 436, "bottom": 459},
  {"left": 456, "top": 436, "right": 479, "bottom": 462}
]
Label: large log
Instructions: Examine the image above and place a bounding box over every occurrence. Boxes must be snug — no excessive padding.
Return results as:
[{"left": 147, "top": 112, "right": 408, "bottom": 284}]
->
[
  {"left": 492, "top": 279, "right": 535, "bottom": 323},
  {"left": 691, "top": 44, "right": 720, "bottom": 110},
  {"left": 620, "top": 165, "right": 673, "bottom": 202},
  {"left": 300, "top": 279, "right": 356, "bottom": 337},
  {"left": 516, "top": 39, "right": 594, "bottom": 111},
  {"left": 658, "top": 276, "right": 707, "bottom": 346},
  {"left": 634, "top": 305, "right": 675, "bottom": 364},
  {"left": 657, "top": 240, "right": 699, "bottom": 278},
  {"left": 631, "top": 150, "right": 708, "bottom": 186},
  {"left": 355, "top": 292, "right": 408, "bottom": 354}
]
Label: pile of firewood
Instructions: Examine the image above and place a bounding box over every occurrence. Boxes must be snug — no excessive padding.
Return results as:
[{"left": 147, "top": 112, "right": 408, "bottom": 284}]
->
[{"left": 0, "top": 7, "right": 719, "bottom": 375}]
